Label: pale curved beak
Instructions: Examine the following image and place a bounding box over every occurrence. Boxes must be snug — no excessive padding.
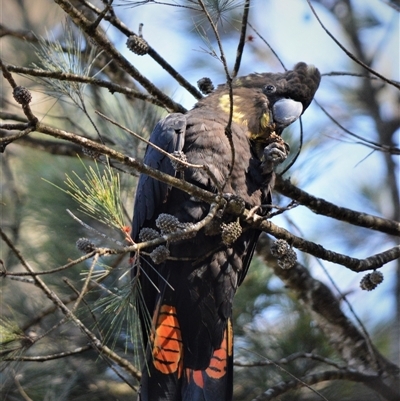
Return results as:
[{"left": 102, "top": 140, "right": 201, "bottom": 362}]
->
[{"left": 273, "top": 98, "right": 303, "bottom": 128}]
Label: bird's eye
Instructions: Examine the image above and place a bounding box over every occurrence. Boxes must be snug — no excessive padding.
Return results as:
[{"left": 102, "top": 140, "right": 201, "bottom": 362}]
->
[{"left": 264, "top": 84, "right": 276, "bottom": 94}]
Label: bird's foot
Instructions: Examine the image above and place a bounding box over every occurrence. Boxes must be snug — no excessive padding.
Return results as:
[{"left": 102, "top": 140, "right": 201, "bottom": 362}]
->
[
  {"left": 222, "top": 193, "right": 246, "bottom": 216},
  {"left": 261, "top": 139, "right": 290, "bottom": 174}
]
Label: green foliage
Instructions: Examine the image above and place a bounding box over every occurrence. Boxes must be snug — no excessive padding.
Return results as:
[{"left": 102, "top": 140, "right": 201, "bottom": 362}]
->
[
  {"left": 33, "top": 20, "right": 101, "bottom": 108},
  {"left": 62, "top": 159, "right": 126, "bottom": 232}
]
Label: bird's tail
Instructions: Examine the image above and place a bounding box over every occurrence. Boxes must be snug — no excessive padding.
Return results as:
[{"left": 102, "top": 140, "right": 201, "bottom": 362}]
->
[
  {"left": 182, "top": 320, "right": 234, "bottom": 401},
  {"left": 138, "top": 301, "right": 233, "bottom": 401}
]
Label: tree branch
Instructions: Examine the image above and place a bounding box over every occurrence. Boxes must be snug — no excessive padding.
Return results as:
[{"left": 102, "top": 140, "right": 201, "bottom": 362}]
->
[
  {"left": 77, "top": 0, "right": 203, "bottom": 100},
  {"left": 4, "top": 63, "right": 165, "bottom": 107},
  {"left": 0, "top": 226, "right": 142, "bottom": 380},
  {"left": 232, "top": 0, "right": 251, "bottom": 78},
  {"left": 256, "top": 235, "right": 399, "bottom": 397},
  {"left": 53, "top": 0, "right": 186, "bottom": 113},
  {"left": 3, "top": 345, "right": 91, "bottom": 362},
  {"left": 306, "top": 0, "right": 400, "bottom": 90},
  {"left": 254, "top": 369, "right": 399, "bottom": 401},
  {"left": 275, "top": 175, "right": 400, "bottom": 237}
]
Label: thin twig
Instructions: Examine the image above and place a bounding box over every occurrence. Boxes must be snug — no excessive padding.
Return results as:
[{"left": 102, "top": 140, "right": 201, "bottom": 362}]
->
[
  {"left": 253, "top": 369, "right": 397, "bottom": 401},
  {"left": 0, "top": 226, "right": 142, "bottom": 380},
  {"left": 248, "top": 22, "right": 286, "bottom": 70},
  {"left": 235, "top": 351, "right": 344, "bottom": 370},
  {"left": 3, "top": 252, "right": 99, "bottom": 277},
  {"left": 4, "top": 64, "right": 165, "bottom": 108},
  {"left": 53, "top": 0, "right": 186, "bottom": 112},
  {"left": 4, "top": 346, "right": 91, "bottom": 362},
  {"left": 232, "top": 0, "right": 251, "bottom": 78},
  {"left": 13, "top": 372, "right": 34, "bottom": 401},
  {"left": 306, "top": 0, "right": 400, "bottom": 89},
  {"left": 316, "top": 99, "right": 400, "bottom": 154},
  {"left": 77, "top": 0, "right": 203, "bottom": 99}
]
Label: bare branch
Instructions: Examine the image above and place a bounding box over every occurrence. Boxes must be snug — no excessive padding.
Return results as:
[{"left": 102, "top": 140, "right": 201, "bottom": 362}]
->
[
  {"left": 275, "top": 175, "right": 400, "bottom": 237},
  {"left": 53, "top": 0, "right": 186, "bottom": 112},
  {"left": 4, "top": 63, "right": 165, "bottom": 107},
  {"left": 316, "top": 99, "right": 400, "bottom": 155},
  {"left": 306, "top": 0, "right": 400, "bottom": 90},
  {"left": 232, "top": 0, "right": 251, "bottom": 78},
  {"left": 256, "top": 235, "right": 399, "bottom": 378},
  {"left": 254, "top": 369, "right": 399, "bottom": 401},
  {"left": 77, "top": 0, "right": 203, "bottom": 99},
  {"left": 235, "top": 351, "right": 344, "bottom": 370},
  {"left": 3, "top": 345, "right": 91, "bottom": 362}
]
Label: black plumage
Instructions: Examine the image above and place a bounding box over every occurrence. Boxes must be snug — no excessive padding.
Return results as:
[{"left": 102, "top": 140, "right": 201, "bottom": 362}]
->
[{"left": 131, "top": 62, "right": 321, "bottom": 401}]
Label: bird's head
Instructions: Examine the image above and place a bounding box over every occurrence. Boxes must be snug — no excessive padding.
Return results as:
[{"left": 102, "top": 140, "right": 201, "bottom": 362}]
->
[{"left": 209, "top": 62, "right": 321, "bottom": 143}]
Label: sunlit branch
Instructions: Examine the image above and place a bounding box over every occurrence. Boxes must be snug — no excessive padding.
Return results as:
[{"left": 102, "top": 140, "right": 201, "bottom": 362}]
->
[
  {"left": 77, "top": 0, "right": 203, "bottom": 99},
  {"left": 53, "top": 0, "right": 186, "bottom": 112},
  {"left": 275, "top": 175, "right": 400, "bottom": 236},
  {"left": 251, "top": 213, "right": 400, "bottom": 272},
  {"left": 3, "top": 64, "right": 165, "bottom": 107}
]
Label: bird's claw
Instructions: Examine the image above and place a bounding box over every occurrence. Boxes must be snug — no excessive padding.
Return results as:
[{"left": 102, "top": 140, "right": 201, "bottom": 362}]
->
[
  {"left": 261, "top": 141, "right": 290, "bottom": 174},
  {"left": 222, "top": 193, "right": 246, "bottom": 216}
]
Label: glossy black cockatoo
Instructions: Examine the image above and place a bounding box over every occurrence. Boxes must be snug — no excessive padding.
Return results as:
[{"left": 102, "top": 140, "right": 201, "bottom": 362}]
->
[{"left": 131, "top": 62, "right": 320, "bottom": 401}]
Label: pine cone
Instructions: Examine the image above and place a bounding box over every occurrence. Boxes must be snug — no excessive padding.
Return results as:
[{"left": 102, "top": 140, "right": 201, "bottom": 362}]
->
[
  {"left": 13, "top": 86, "right": 32, "bottom": 105},
  {"left": 76, "top": 238, "right": 95, "bottom": 254},
  {"left": 171, "top": 223, "right": 196, "bottom": 241},
  {"left": 221, "top": 220, "right": 242, "bottom": 245},
  {"left": 271, "top": 239, "right": 297, "bottom": 269},
  {"left": 156, "top": 214, "right": 181, "bottom": 233},
  {"left": 197, "top": 77, "right": 215, "bottom": 94},
  {"left": 139, "top": 227, "right": 161, "bottom": 242},
  {"left": 126, "top": 35, "right": 149, "bottom": 56},
  {"left": 150, "top": 245, "right": 170, "bottom": 264},
  {"left": 360, "top": 273, "right": 377, "bottom": 291},
  {"left": 369, "top": 270, "right": 384, "bottom": 285}
]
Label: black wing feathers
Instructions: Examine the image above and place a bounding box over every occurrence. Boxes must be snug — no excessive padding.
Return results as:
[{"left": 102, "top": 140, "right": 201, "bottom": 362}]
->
[{"left": 132, "top": 113, "right": 186, "bottom": 240}]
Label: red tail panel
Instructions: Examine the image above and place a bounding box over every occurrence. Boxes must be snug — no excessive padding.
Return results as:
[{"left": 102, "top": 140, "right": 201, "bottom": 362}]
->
[
  {"left": 152, "top": 304, "right": 184, "bottom": 377},
  {"left": 182, "top": 319, "right": 234, "bottom": 401}
]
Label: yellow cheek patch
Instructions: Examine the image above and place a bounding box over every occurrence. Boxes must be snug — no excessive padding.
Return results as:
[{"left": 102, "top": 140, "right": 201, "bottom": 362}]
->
[
  {"left": 218, "top": 94, "right": 246, "bottom": 125},
  {"left": 152, "top": 304, "right": 183, "bottom": 376},
  {"left": 260, "top": 112, "right": 271, "bottom": 128}
]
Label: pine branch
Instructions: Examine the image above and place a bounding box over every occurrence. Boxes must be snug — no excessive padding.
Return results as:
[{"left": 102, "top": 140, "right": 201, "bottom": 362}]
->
[
  {"left": 254, "top": 369, "right": 399, "bottom": 401},
  {"left": 53, "top": 0, "right": 186, "bottom": 113},
  {"left": 77, "top": 0, "right": 203, "bottom": 99},
  {"left": 0, "top": 226, "right": 142, "bottom": 380},
  {"left": 256, "top": 235, "right": 399, "bottom": 392},
  {"left": 4, "top": 64, "right": 165, "bottom": 107},
  {"left": 3, "top": 345, "right": 91, "bottom": 362},
  {"left": 275, "top": 175, "right": 400, "bottom": 237}
]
